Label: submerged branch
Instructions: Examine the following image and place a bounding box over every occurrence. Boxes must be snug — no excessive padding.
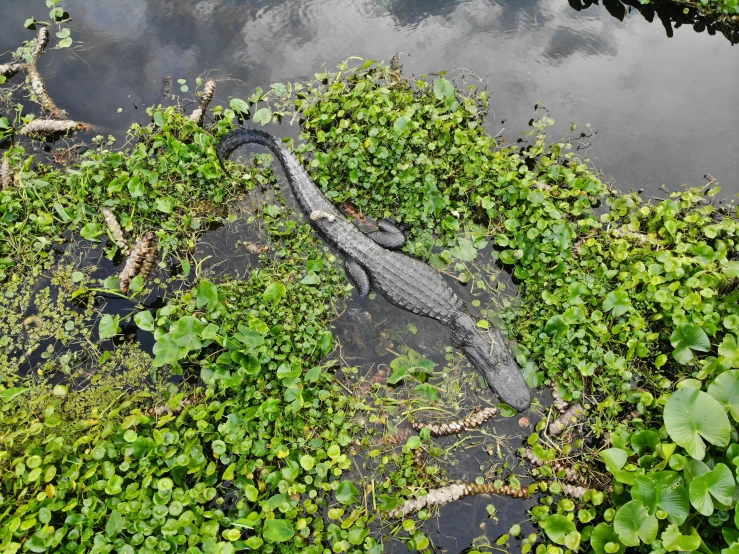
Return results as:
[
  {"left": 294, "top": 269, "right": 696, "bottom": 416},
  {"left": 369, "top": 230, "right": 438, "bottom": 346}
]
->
[
  {"left": 189, "top": 79, "right": 216, "bottom": 126},
  {"left": 18, "top": 119, "right": 92, "bottom": 138},
  {"left": 548, "top": 404, "right": 584, "bottom": 436},
  {"left": 101, "top": 208, "right": 130, "bottom": 256},
  {"left": 0, "top": 63, "right": 25, "bottom": 78},
  {"left": 27, "top": 64, "right": 64, "bottom": 119},
  {"left": 31, "top": 27, "right": 50, "bottom": 61},
  {"left": 411, "top": 406, "right": 497, "bottom": 436}
]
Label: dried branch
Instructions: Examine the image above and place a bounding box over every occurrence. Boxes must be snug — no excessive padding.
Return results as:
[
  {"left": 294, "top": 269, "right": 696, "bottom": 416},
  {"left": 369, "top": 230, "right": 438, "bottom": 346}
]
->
[
  {"left": 188, "top": 79, "right": 216, "bottom": 126},
  {"left": 0, "top": 63, "right": 25, "bottom": 78},
  {"left": 1, "top": 158, "right": 11, "bottom": 190},
  {"left": 18, "top": 119, "right": 92, "bottom": 137},
  {"left": 100, "top": 208, "right": 130, "bottom": 256},
  {"left": 31, "top": 27, "right": 50, "bottom": 61},
  {"left": 27, "top": 64, "right": 64, "bottom": 119},
  {"left": 387, "top": 482, "right": 528, "bottom": 518},
  {"left": 119, "top": 232, "right": 154, "bottom": 293},
  {"left": 411, "top": 406, "right": 497, "bottom": 437},
  {"left": 548, "top": 404, "right": 585, "bottom": 436}
]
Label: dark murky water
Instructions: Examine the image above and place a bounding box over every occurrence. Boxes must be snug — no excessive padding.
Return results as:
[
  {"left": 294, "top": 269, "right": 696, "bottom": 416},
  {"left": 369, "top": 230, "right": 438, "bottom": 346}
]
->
[{"left": 2, "top": 0, "right": 738, "bottom": 551}]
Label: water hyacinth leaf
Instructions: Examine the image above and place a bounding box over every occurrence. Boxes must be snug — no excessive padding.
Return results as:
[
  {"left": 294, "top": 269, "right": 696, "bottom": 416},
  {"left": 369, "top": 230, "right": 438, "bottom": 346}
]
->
[
  {"left": 670, "top": 323, "right": 710, "bottom": 365},
  {"left": 660, "top": 525, "right": 701, "bottom": 552},
  {"left": 590, "top": 524, "right": 626, "bottom": 554},
  {"left": 152, "top": 333, "right": 185, "bottom": 367},
  {"left": 664, "top": 387, "right": 730, "bottom": 460},
  {"left": 196, "top": 281, "right": 219, "bottom": 310},
  {"left": 723, "top": 261, "right": 739, "bottom": 278},
  {"left": 170, "top": 316, "right": 204, "bottom": 350},
  {"left": 393, "top": 116, "right": 410, "bottom": 133},
  {"left": 631, "top": 472, "right": 690, "bottom": 525},
  {"left": 230, "top": 98, "right": 249, "bottom": 116},
  {"left": 263, "top": 519, "right": 294, "bottom": 542},
  {"left": 688, "top": 463, "right": 735, "bottom": 516},
  {"left": 0, "top": 387, "right": 28, "bottom": 402},
  {"left": 602, "top": 290, "right": 631, "bottom": 318},
  {"left": 433, "top": 77, "right": 454, "bottom": 100},
  {"left": 544, "top": 315, "right": 568, "bottom": 339},
  {"left": 707, "top": 370, "right": 739, "bottom": 420},
  {"left": 263, "top": 282, "right": 286, "bottom": 304},
  {"left": 613, "top": 500, "right": 658, "bottom": 546},
  {"left": 253, "top": 107, "right": 272, "bottom": 125},
  {"left": 450, "top": 238, "right": 477, "bottom": 261},
  {"left": 80, "top": 222, "right": 103, "bottom": 241},
  {"left": 718, "top": 335, "right": 739, "bottom": 368},
  {"left": 336, "top": 481, "right": 359, "bottom": 505},
  {"left": 98, "top": 314, "right": 120, "bottom": 339},
  {"left": 105, "top": 510, "right": 123, "bottom": 537},
  {"left": 540, "top": 514, "right": 576, "bottom": 545}
]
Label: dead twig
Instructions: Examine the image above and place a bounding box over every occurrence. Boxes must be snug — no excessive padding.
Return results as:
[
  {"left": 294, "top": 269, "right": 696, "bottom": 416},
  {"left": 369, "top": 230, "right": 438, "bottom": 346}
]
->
[{"left": 189, "top": 79, "right": 216, "bottom": 126}]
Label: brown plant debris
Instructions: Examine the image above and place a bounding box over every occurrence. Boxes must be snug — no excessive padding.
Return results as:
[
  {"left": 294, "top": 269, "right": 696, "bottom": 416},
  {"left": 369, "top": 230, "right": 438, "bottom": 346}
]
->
[
  {"left": 189, "top": 79, "right": 216, "bottom": 126},
  {"left": 523, "top": 448, "right": 589, "bottom": 486},
  {"left": 387, "top": 481, "right": 528, "bottom": 518},
  {"left": 411, "top": 406, "right": 497, "bottom": 437},
  {"left": 551, "top": 388, "right": 569, "bottom": 413},
  {"left": 146, "top": 392, "right": 204, "bottom": 418},
  {"left": 101, "top": 208, "right": 131, "bottom": 256},
  {"left": 119, "top": 232, "right": 154, "bottom": 293},
  {"left": 161, "top": 75, "right": 172, "bottom": 103},
  {"left": 31, "top": 27, "right": 50, "bottom": 61},
  {"left": 549, "top": 403, "right": 585, "bottom": 436},
  {"left": 0, "top": 63, "right": 24, "bottom": 78},
  {"left": 244, "top": 242, "right": 269, "bottom": 254},
  {"left": 19, "top": 119, "right": 92, "bottom": 137},
  {"left": 558, "top": 482, "right": 588, "bottom": 499},
  {"left": 384, "top": 427, "right": 413, "bottom": 446},
  {"left": 413, "top": 448, "right": 424, "bottom": 468},
  {"left": 27, "top": 64, "right": 64, "bottom": 119},
  {"left": 138, "top": 237, "right": 158, "bottom": 282},
  {"left": 1, "top": 158, "right": 11, "bottom": 190}
]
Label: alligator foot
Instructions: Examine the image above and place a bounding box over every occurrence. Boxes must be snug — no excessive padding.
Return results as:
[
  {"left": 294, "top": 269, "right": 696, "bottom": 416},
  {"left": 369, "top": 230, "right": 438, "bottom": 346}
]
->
[
  {"left": 367, "top": 220, "right": 405, "bottom": 249},
  {"left": 345, "top": 259, "right": 371, "bottom": 297}
]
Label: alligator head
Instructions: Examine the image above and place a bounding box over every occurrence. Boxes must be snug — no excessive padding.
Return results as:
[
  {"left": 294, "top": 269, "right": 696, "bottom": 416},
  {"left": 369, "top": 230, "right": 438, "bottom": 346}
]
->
[{"left": 450, "top": 311, "right": 532, "bottom": 411}]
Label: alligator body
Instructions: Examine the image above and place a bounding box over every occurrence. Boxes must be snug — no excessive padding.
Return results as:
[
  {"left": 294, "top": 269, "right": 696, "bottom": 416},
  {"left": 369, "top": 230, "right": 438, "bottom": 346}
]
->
[{"left": 217, "top": 128, "right": 532, "bottom": 411}]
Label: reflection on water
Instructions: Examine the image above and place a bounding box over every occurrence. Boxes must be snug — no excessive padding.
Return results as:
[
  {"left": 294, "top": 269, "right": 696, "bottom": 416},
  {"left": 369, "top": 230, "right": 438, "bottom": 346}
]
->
[
  {"left": 1, "top": 0, "right": 738, "bottom": 551},
  {"left": 1, "top": 0, "right": 736, "bottom": 195}
]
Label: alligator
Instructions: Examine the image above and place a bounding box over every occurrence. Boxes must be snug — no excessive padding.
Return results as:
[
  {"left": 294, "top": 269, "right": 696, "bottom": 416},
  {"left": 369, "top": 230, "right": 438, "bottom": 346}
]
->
[{"left": 217, "top": 128, "right": 532, "bottom": 411}]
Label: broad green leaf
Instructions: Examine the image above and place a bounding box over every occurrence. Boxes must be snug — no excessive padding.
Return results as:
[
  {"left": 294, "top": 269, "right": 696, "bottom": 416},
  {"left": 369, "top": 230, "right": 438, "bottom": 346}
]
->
[
  {"left": 708, "top": 370, "right": 739, "bottom": 420},
  {"left": 393, "top": 116, "right": 410, "bottom": 133},
  {"left": 603, "top": 290, "right": 632, "bottom": 317},
  {"left": 544, "top": 315, "right": 568, "bottom": 340},
  {"left": 263, "top": 282, "right": 286, "bottom": 304},
  {"left": 0, "top": 387, "right": 28, "bottom": 402},
  {"left": 600, "top": 448, "right": 628, "bottom": 473},
  {"left": 152, "top": 333, "right": 185, "bottom": 367},
  {"left": 263, "top": 519, "right": 294, "bottom": 542},
  {"left": 81, "top": 222, "right": 103, "bottom": 241},
  {"left": 590, "top": 524, "right": 626, "bottom": 554},
  {"left": 631, "top": 472, "right": 690, "bottom": 525},
  {"left": 433, "top": 77, "right": 455, "bottom": 100},
  {"left": 106, "top": 510, "right": 123, "bottom": 537},
  {"left": 336, "top": 481, "right": 359, "bottom": 505},
  {"left": 670, "top": 323, "right": 710, "bottom": 365},
  {"left": 99, "top": 314, "right": 120, "bottom": 339},
  {"left": 134, "top": 310, "right": 155, "bottom": 332},
  {"left": 196, "top": 281, "right": 219, "bottom": 310},
  {"left": 170, "top": 316, "right": 204, "bottom": 350},
  {"left": 664, "top": 387, "right": 730, "bottom": 459},
  {"left": 613, "top": 500, "right": 658, "bottom": 546},
  {"left": 230, "top": 98, "right": 249, "bottom": 115},
  {"left": 153, "top": 111, "right": 165, "bottom": 127},
  {"left": 540, "top": 514, "right": 575, "bottom": 545},
  {"left": 450, "top": 238, "right": 477, "bottom": 262},
  {"left": 317, "top": 331, "right": 333, "bottom": 356},
  {"left": 688, "top": 463, "right": 735, "bottom": 516},
  {"left": 253, "top": 107, "right": 272, "bottom": 125},
  {"left": 661, "top": 524, "right": 701, "bottom": 552},
  {"left": 154, "top": 197, "right": 175, "bottom": 213},
  {"left": 719, "top": 335, "right": 739, "bottom": 368},
  {"left": 301, "top": 271, "right": 321, "bottom": 285}
]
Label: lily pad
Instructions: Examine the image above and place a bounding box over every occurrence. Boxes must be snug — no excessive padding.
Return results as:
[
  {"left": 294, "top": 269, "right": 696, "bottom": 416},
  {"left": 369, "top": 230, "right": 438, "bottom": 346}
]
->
[
  {"left": 613, "top": 500, "right": 658, "bottom": 546},
  {"left": 540, "top": 514, "right": 575, "bottom": 546},
  {"left": 263, "top": 519, "right": 294, "bottom": 543},
  {"left": 719, "top": 334, "right": 739, "bottom": 368},
  {"left": 688, "top": 463, "right": 735, "bottom": 516},
  {"left": 707, "top": 370, "right": 739, "bottom": 420},
  {"left": 664, "top": 387, "right": 730, "bottom": 460},
  {"left": 590, "top": 523, "right": 625, "bottom": 554},
  {"left": 603, "top": 289, "right": 632, "bottom": 317},
  {"left": 670, "top": 323, "right": 710, "bottom": 365},
  {"left": 631, "top": 472, "right": 690, "bottom": 526}
]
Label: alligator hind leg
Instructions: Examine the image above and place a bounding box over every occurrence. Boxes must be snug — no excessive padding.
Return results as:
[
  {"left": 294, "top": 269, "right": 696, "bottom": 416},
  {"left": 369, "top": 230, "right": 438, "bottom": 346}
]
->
[
  {"left": 367, "top": 220, "right": 405, "bottom": 249},
  {"left": 345, "top": 259, "right": 371, "bottom": 297}
]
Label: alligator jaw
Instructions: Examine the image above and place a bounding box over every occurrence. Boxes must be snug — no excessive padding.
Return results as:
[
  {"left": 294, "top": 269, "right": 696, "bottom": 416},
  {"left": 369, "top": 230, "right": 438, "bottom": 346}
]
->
[{"left": 451, "top": 312, "right": 531, "bottom": 411}]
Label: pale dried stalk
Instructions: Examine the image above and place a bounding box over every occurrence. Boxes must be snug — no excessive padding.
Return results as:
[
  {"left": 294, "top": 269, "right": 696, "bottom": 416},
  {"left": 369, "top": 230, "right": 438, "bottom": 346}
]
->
[
  {"left": 0, "top": 63, "right": 24, "bottom": 78},
  {"left": 32, "top": 27, "right": 49, "bottom": 61},
  {"left": 523, "top": 448, "right": 589, "bottom": 486},
  {"left": 1, "top": 158, "right": 10, "bottom": 190},
  {"left": 411, "top": 406, "right": 497, "bottom": 437},
  {"left": 146, "top": 392, "right": 204, "bottom": 417},
  {"left": 18, "top": 119, "right": 92, "bottom": 137},
  {"left": 387, "top": 482, "right": 528, "bottom": 518},
  {"left": 551, "top": 388, "right": 569, "bottom": 413},
  {"left": 119, "top": 232, "right": 153, "bottom": 293},
  {"left": 101, "top": 208, "right": 130, "bottom": 256},
  {"left": 27, "top": 64, "right": 64, "bottom": 119},
  {"left": 188, "top": 79, "right": 216, "bottom": 126},
  {"left": 138, "top": 237, "right": 158, "bottom": 281},
  {"left": 549, "top": 404, "right": 585, "bottom": 436}
]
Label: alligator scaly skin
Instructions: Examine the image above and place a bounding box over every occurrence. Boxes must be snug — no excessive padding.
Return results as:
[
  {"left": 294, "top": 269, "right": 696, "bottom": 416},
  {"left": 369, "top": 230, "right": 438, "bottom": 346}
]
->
[{"left": 217, "top": 129, "right": 532, "bottom": 411}]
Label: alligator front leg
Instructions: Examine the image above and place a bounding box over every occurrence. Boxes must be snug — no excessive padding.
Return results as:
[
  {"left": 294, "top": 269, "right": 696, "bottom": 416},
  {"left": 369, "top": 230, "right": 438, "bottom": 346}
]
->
[
  {"left": 345, "top": 259, "right": 371, "bottom": 297},
  {"left": 366, "top": 220, "right": 405, "bottom": 249}
]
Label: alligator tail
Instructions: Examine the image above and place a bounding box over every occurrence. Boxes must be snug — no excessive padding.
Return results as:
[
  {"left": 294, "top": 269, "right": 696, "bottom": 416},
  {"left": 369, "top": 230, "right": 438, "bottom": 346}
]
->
[
  {"left": 450, "top": 311, "right": 531, "bottom": 411},
  {"left": 216, "top": 128, "right": 284, "bottom": 173}
]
